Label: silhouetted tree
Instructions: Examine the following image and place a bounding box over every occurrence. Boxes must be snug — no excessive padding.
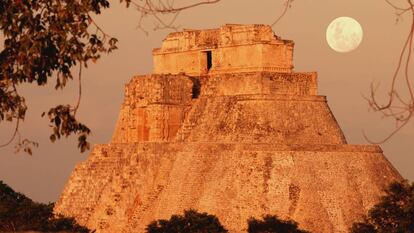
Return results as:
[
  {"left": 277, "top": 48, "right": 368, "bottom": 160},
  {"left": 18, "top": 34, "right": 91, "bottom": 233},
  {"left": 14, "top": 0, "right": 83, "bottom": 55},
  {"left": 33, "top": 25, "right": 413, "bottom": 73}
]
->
[
  {"left": 247, "top": 215, "right": 310, "bottom": 233},
  {"left": 247, "top": 215, "right": 309, "bottom": 233},
  {"left": 350, "top": 181, "right": 414, "bottom": 233},
  {"left": 0, "top": 180, "right": 92, "bottom": 232},
  {"left": 146, "top": 209, "right": 228, "bottom": 233},
  {"left": 0, "top": 0, "right": 117, "bottom": 153}
]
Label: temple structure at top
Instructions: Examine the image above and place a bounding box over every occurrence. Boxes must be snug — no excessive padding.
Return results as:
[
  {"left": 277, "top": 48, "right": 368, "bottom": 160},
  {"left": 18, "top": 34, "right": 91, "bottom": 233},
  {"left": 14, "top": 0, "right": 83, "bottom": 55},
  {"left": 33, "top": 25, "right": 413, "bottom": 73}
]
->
[
  {"left": 152, "top": 24, "right": 294, "bottom": 75},
  {"left": 110, "top": 24, "right": 318, "bottom": 143}
]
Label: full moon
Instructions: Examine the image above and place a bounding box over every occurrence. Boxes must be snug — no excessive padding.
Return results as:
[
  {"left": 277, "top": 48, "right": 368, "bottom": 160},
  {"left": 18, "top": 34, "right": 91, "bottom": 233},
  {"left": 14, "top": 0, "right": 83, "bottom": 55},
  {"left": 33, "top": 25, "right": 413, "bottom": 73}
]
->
[{"left": 326, "top": 17, "right": 363, "bottom": 53}]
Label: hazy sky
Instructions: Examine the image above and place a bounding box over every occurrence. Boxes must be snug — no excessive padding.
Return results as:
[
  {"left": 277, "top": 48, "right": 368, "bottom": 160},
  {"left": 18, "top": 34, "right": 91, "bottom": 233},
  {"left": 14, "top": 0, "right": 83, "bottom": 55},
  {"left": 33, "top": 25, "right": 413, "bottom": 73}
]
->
[{"left": 1, "top": 0, "right": 413, "bottom": 203}]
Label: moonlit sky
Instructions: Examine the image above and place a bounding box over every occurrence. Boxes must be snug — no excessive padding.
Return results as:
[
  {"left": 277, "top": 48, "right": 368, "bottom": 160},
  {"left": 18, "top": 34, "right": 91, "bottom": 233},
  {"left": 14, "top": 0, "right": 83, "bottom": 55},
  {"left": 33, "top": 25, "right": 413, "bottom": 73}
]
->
[{"left": 1, "top": 0, "right": 414, "bottom": 203}]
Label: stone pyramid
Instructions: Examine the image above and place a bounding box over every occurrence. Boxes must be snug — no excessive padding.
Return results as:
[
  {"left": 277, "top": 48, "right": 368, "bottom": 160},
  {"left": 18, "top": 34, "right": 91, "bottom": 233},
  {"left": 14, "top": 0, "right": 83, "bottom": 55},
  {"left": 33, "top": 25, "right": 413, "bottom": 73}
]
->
[{"left": 55, "top": 24, "right": 402, "bottom": 233}]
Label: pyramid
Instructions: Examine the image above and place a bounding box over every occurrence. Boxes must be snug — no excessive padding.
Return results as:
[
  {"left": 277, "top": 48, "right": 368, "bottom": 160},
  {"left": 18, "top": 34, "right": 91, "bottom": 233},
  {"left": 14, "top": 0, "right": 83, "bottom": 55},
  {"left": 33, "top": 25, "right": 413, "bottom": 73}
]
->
[{"left": 54, "top": 24, "right": 402, "bottom": 233}]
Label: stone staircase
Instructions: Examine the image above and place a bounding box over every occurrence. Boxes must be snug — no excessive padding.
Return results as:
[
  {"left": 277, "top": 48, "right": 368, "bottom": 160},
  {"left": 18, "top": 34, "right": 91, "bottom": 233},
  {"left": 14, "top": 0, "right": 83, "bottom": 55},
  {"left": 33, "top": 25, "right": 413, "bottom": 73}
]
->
[{"left": 175, "top": 98, "right": 207, "bottom": 141}]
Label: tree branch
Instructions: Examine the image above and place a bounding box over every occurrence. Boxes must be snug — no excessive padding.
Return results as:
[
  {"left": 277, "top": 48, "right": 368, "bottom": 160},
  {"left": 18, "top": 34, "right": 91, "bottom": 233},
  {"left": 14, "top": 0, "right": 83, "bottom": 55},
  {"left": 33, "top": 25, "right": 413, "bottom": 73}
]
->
[
  {"left": 272, "top": 0, "right": 294, "bottom": 27},
  {"left": 364, "top": 0, "right": 414, "bottom": 143}
]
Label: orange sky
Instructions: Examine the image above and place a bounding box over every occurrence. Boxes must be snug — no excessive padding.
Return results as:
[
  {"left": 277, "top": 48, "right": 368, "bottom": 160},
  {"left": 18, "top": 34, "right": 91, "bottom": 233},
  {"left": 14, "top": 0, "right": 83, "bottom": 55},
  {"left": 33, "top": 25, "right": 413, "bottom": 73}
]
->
[{"left": 1, "top": 0, "right": 413, "bottom": 203}]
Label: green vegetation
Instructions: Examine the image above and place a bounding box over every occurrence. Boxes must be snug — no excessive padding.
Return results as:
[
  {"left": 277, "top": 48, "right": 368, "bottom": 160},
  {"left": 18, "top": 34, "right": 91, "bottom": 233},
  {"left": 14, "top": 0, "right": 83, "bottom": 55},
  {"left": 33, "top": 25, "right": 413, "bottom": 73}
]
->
[
  {"left": 0, "top": 0, "right": 119, "bottom": 152},
  {"left": 146, "top": 209, "right": 228, "bottom": 233},
  {"left": 351, "top": 181, "right": 414, "bottom": 233},
  {"left": 145, "top": 210, "right": 309, "bottom": 233},
  {"left": 0, "top": 180, "right": 92, "bottom": 232},
  {"left": 247, "top": 215, "right": 310, "bottom": 233}
]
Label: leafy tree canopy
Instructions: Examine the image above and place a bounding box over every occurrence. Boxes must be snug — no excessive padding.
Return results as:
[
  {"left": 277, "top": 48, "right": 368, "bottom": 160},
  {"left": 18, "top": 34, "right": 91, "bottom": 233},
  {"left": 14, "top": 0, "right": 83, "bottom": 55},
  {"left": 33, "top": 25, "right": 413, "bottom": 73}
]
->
[
  {"left": 146, "top": 209, "right": 228, "bottom": 233},
  {"left": 247, "top": 215, "right": 310, "bottom": 233},
  {"left": 0, "top": 0, "right": 118, "bottom": 153},
  {"left": 351, "top": 181, "right": 414, "bottom": 233},
  {"left": 0, "top": 180, "right": 92, "bottom": 232}
]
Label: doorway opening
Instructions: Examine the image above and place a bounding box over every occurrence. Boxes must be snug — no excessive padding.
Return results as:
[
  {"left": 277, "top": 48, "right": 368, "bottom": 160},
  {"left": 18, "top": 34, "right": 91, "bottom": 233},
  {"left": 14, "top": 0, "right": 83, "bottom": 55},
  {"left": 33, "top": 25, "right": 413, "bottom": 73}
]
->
[{"left": 206, "top": 51, "right": 212, "bottom": 72}]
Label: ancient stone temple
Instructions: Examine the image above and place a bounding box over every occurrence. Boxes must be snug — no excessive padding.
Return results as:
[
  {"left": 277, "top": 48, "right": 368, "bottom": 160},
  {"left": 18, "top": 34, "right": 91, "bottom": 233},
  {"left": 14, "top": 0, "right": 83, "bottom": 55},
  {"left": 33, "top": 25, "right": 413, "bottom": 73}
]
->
[{"left": 55, "top": 24, "right": 402, "bottom": 233}]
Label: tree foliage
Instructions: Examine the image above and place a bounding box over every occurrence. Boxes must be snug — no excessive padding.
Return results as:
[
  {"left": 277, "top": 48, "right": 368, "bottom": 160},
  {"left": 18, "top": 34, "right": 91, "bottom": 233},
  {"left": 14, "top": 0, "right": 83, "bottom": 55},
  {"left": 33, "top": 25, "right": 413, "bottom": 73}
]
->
[
  {"left": 0, "top": 0, "right": 117, "bottom": 152},
  {"left": 247, "top": 215, "right": 310, "bottom": 233},
  {"left": 146, "top": 209, "right": 228, "bottom": 233},
  {"left": 0, "top": 180, "right": 92, "bottom": 232},
  {"left": 351, "top": 181, "right": 414, "bottom": 233},
  {"left": 0, "top": 0, "right": 222, "bottom": 153}
]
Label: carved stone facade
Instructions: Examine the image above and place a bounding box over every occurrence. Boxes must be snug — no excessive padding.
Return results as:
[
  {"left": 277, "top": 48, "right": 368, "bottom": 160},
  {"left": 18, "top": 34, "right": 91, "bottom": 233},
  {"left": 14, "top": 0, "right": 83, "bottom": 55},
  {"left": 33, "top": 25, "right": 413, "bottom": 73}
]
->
[
  {"left": 153, "top": 24, "right": 294, "bottom": 75},
  {"left": 55, "top": 25, "right": 402, "bottom": 233}
]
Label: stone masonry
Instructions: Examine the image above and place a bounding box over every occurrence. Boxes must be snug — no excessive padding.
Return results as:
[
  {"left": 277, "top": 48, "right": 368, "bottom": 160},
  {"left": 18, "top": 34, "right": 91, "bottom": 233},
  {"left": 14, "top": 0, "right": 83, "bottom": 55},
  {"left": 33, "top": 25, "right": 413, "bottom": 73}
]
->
[{"left": 54, "top": 24, "right": 402, "bottom": 233}]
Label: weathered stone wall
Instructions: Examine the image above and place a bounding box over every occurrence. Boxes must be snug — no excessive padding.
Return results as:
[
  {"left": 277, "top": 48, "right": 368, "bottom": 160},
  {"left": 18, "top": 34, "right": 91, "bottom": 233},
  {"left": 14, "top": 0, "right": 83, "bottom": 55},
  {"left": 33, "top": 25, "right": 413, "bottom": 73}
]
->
[
  {"left": 201, "top": 72, "right": 317, "bottom": 96},
  {"left": 122, "top": 74, "right": 193, "bottom": 106},
  {"left": 54, "top": 145, "right": 123, "bottom": 227},
  {"left": 176, "top": 95, "right": 346, "bottom": 144},
  {"left": 153, "top": 50, "right": 203, "bottom": 75},
  {"left": 211, "top": 43, "right": 293, "bottom": 74},
  {"left": 55, "top": 143, "right": 401, "bottom": 233},
  {"left": 112, "top": 71, "right": 320, "bottom": 144},
  {"left": 153, "top": 43, "right": 294, "bottom": 76},
  {"left": 112, "top": 74, "right": 193, "bottom": 143},
  {"left": 153, "top": 24, "right": 294, "bottom": 75},
  {"left": 153, "top": 24, "right": 280, "bottom": 53}
]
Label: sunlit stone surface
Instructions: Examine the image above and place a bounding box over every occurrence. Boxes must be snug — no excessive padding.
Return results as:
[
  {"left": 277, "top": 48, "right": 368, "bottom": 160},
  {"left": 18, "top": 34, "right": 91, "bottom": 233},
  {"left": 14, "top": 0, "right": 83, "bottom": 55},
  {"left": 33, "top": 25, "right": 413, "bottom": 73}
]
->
[{"left": 54, "top": 24, "right": 401, "bottom": 233}]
